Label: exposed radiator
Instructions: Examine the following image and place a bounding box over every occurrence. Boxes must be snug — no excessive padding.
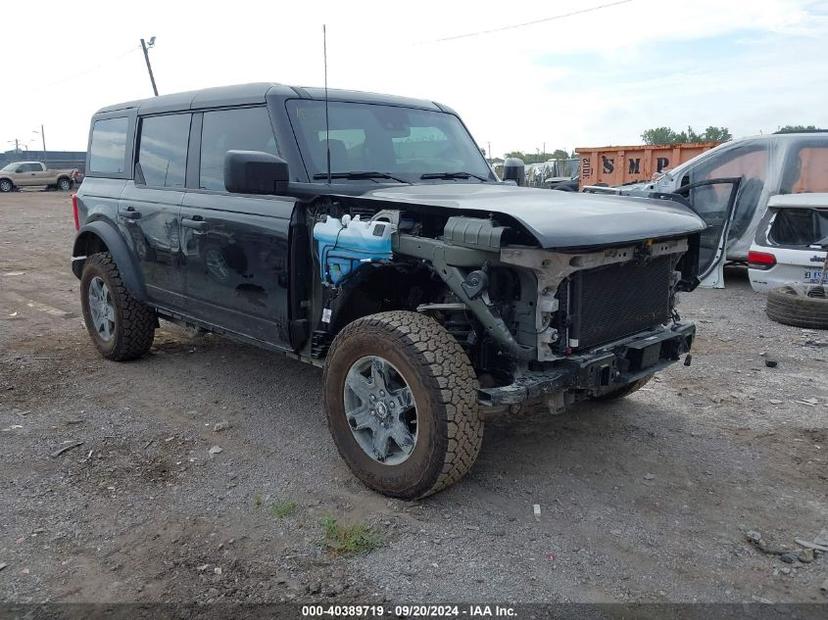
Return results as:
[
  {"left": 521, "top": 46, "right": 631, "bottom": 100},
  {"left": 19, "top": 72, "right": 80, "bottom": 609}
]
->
[{"left": 565, "top": 255, "right": 674, "bottom": 350}]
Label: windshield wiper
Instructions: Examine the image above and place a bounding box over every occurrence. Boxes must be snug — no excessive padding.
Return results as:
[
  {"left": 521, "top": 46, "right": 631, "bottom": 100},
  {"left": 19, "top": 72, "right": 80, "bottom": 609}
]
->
[
  {"left": 420, "top": 171, "right": 490, "bottom": 182},
  {"left": 312, "top": 171, "right": 409, "bottom": 184}
]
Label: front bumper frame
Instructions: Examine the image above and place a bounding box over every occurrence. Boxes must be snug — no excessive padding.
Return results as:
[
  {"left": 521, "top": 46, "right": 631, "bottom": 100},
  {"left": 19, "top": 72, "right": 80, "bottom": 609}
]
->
[{"left": 478, "top": 322, "right": 695, "bottom": 408}]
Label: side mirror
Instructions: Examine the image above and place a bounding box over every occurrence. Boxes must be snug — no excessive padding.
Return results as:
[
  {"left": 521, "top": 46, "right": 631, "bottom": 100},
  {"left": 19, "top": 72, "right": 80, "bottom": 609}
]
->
[
  {"left": 501, "top": 157, "right": 525, "bottom": 186},
  {"left": 224, "top": 150, "right": 289, "bottom": 195}
]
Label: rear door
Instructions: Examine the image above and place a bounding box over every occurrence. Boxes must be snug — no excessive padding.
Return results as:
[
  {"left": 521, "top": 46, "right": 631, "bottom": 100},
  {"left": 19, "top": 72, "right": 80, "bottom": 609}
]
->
[
  {"left": 180, "top": 106, "right": 294, "bottom": 348},
  {"left": 118, "top": 113, "right": 191, "bottom": 310},
  {"left": 33, "top": 163, "right": 52, "bottom": 185}
]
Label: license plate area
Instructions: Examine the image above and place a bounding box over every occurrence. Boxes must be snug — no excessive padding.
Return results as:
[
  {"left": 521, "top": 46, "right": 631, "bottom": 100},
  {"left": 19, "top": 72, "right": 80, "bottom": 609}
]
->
[{"left": 804, "top": 269, "right": 824, "bottom": 283}]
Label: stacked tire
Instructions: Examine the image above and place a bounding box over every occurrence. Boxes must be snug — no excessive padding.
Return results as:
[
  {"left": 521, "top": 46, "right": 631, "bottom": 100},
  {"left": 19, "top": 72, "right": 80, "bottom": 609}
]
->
[{"left": 766, "top": 284, "right": 828, "bottom": 329}]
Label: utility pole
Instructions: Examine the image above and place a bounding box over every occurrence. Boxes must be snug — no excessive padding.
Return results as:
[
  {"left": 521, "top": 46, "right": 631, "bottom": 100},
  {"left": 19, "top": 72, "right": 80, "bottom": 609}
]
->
[
  {"left": 140, "top": 37, "right": 159, "bottom": 96},
  {"left": 33, "top": 125, "right": 46, "bottom": 160}
]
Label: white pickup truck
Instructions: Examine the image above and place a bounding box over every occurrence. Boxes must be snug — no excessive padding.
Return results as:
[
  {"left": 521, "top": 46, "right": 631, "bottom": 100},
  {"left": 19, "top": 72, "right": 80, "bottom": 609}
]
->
[{"left": 0, "top": 161, "right": 79, "bottom": 192}]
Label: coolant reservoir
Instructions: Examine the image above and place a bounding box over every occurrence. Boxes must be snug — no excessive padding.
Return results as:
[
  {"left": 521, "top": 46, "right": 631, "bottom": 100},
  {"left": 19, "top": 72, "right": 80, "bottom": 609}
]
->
[{"left": 313, "top": 215, "right": 396, "bottom": 285}]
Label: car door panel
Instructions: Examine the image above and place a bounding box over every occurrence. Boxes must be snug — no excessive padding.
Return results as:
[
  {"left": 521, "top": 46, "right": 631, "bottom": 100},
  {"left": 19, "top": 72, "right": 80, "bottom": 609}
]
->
[
  {"left": 119, "top": 183, "right": 186, "bottom": 308},
  {"left": 17, "top": 164, "right": 37, "bottom": 187},
  {"left": 180, "top": 192, "right": 294, "bottom": 348},
  {"left": 673, "top": 177, "right": 741, "bottom": 288}
]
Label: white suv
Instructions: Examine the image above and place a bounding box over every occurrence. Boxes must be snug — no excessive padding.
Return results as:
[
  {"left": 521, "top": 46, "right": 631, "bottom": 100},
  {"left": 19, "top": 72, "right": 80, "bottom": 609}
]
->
[{"left": 748, "top": 193, "right": 828, "bottom": 293}]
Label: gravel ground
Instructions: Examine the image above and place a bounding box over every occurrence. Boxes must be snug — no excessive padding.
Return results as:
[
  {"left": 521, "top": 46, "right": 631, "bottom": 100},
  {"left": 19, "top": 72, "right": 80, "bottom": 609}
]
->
[{"left": 1, "top": 190, "right": 827, "bottom": 605}]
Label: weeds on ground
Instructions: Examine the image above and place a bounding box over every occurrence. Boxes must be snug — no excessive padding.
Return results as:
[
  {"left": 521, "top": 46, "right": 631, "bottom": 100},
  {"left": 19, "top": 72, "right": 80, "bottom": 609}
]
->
[
  {"left": 270, "top": 500, "right": 298, "bottom": 518},
  {"left": 321, "top": 516, "right": 382, "bottom": 556}
]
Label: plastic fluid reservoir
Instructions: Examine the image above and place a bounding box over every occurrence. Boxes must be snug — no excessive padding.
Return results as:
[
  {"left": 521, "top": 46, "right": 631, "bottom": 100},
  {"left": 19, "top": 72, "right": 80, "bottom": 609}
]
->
[{"left": 313, "top": 215, "right": 396, "bottom": 285}]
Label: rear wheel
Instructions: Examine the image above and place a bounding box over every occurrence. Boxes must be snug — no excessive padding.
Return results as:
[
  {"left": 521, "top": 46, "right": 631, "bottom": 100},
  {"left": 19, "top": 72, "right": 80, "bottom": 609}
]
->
[
  {"left": 323, "top": 311, "right": 483, "bottom": 499},
  {"left": 80, "top": 252, "right": 156, "bottom": 360},
  {"left": 57, "top": 177, "right": 72, "bottom": 191}
]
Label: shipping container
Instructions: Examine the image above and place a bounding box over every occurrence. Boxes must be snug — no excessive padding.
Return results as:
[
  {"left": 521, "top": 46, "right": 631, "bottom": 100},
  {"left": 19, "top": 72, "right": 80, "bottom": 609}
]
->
[{"left": 576, "top": 142, "right": 720, "bottom": 188}]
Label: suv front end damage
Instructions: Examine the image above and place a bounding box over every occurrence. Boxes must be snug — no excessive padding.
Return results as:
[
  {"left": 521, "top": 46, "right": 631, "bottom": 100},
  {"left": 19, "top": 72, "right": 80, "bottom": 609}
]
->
[{"left": 316, "top": 208, "right": 699, "bottom": 417}]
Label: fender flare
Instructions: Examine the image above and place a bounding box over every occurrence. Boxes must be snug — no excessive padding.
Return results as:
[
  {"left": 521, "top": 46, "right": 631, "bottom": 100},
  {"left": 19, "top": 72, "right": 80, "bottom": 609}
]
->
[{"left": 72, "top": 220, "right": 147, "bottom": 301}]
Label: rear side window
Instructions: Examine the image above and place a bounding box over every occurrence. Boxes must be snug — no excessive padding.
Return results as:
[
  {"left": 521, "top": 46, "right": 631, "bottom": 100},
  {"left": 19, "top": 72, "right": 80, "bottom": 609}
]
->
[
  {"left": 89, "top": 117, "right": 129, "bottom": 174},
  {"left": 770, "top": 208, "right": 828, "bottom": 246},
  {"left": 199, "top": 107, "right": 279, "bottom": 191},
  {"left": 781, "top": 145, "right": 828, "bottom": 194},
  {"left": 137, "top": 114, "right": 190, "bottom": 188}
]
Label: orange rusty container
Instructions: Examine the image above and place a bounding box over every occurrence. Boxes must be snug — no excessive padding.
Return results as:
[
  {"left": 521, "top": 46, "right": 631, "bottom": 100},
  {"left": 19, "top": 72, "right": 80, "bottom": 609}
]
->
[{"left": 576, "top": 142, "right": 721, "bottom": 188}]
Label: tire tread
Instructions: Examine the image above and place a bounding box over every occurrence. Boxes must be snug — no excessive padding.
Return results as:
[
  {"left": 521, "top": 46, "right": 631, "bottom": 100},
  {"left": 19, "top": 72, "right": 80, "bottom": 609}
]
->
[
  {"left": 82, "top": 252, "right": 155, "bottom": 361},
  {"left": 324, "top": 311, "right": 483, "bottom": 498}
]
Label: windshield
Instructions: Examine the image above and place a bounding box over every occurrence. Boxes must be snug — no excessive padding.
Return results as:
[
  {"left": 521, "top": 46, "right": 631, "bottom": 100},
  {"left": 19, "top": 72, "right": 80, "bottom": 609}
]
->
[
  {"left": 1, "top": 162, "right": 19, "bottom": 172},
  {"left": 286, "top": 100, "right": 493, "bottom": 183}
]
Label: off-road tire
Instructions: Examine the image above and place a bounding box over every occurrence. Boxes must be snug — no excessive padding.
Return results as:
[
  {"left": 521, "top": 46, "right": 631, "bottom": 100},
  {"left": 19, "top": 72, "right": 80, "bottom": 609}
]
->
[
  {"left": 593, "top": 375, "right": 653, "bottom": 401},
  {"left": 323, "top": 311, "right": 483, "bottom": 499},
  {"left": 80, "top": 252, "right": 156, "bottom": 360},
  {"left": 766, "top": 284, "right": 828, "bottom": 329}
]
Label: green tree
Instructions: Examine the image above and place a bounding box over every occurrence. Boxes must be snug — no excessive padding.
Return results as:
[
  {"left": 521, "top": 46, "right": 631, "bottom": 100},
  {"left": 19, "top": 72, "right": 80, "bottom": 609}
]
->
[
  {"left": 774, "top": 125, "right": 826, "bottom": 134},
  {"left": 504, "top": 149, "right": 573, "bottom": 164},
  {"left": 699, "top": 126, "right": 732, "bottom": 142},
  {"left": 641, "top": 126, "right": 731, "bottom": 145}
]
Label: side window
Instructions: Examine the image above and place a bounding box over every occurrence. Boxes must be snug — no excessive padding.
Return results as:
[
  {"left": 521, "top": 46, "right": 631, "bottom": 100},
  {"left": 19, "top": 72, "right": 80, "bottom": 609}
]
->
[
  {"left": 137, "top": 114, "right": 190, "bottom": 188},
  {"left": 691, "top": 144, "right": 769, "bottom": 240},
  {"left": 781, "top": 144, "right": 828, "bottom": 194},
  {"left": 199, "top": 107, "right": 278, "bottom": 191},
  {"left": 89, "top": 117, "right": 129, "bottom": 174}
]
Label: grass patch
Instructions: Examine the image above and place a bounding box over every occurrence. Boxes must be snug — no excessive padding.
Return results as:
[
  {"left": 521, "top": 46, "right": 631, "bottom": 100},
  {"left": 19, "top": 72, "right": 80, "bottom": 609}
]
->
[
  {"left": 321, "top": 516, "right": 382, "bottom": 556},
  {"left": 270, "top": 500, "right": 298, "bottom": 519}
]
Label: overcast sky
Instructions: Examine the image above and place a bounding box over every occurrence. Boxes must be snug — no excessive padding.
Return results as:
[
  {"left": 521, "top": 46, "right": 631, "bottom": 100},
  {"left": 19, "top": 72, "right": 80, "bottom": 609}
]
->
[{"left": 2, "top": 0, "right": 827, "bottom": 157}]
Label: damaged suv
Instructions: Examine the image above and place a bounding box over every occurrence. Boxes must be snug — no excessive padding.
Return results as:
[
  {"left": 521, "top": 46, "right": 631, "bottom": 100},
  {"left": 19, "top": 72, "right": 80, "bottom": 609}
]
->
[{"left": 72, "top": 83, "right": 740, "bottom": 498}]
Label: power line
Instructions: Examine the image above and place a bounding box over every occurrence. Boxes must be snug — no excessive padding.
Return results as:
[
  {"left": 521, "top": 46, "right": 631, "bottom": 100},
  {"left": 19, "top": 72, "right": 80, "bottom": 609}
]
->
[{"left": 426, "top": 0, "right": 634, "bottom": 43}]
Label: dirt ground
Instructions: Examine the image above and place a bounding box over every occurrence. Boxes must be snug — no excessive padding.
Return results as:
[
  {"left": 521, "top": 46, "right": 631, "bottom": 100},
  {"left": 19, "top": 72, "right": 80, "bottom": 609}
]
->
[{"left": 1, "top": 190, "right": 827, "bottom": 606}]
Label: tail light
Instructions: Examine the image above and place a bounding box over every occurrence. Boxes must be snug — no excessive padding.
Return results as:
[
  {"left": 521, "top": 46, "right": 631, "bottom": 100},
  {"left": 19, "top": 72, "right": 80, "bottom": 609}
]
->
[
  {"left": 748, "top": 250, "right": 776, "bottom": 270},
  {"left": 72, "top": 193, "right": 80, "bottom": 231}
]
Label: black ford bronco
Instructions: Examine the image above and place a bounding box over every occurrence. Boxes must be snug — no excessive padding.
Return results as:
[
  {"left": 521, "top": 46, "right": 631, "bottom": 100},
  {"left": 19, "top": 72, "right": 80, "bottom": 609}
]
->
[{"left": 72, "top": 83, "right": 740, "bottom": 498}]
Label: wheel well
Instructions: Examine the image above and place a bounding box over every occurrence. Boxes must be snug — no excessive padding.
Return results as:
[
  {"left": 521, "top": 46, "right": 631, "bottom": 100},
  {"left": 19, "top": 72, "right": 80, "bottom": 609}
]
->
[
  {"left": 328, "top": 263, "right": 447, "bottom": 336},
  {"left": 72, "top": 232, "right": 110, "bottom": 278}
]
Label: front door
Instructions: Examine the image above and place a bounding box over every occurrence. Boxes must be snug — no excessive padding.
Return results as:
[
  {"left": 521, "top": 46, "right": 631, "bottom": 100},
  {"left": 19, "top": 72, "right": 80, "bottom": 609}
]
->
[
  {"left": 15, "top": 163, "right": 40, "bottom": 187},
  {"left": 181, "top": 105, "right": 293, "bottom": 348},
  {"left": 118, "top": 112, "right": 191, "bottom": 310},
  {"left": 674, "top": 177, "right": 742, "bottom": 288},
  {"left": 180, "top": 194, "right": 293, "bottom": 346}
]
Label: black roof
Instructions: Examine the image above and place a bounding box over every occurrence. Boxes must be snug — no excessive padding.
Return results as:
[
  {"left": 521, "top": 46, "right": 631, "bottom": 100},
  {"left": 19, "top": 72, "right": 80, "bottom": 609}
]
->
[{"left": 95, "top": 82, "right": 449, "bottom": 116}]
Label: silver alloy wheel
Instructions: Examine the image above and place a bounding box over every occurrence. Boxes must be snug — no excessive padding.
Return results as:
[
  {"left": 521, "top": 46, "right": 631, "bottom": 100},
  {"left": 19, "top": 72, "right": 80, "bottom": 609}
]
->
[
  {"left": 0, "top": 179, "right": 12, "bottom": 192},
  {"left": 58, "top": 178, "right": 71, "bottom": 191},
  {"left": 88, "top": 276, "right": 116, "bottom": 341},
  {"left": 343, "top": 355, "right": 418, "bottom": 465}
]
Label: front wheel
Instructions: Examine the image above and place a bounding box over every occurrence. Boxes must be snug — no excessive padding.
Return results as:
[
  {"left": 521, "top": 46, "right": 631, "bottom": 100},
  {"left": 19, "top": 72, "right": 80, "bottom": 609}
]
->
[
  {"left": 80, "top": 252, "right": 156, "bottom": 361},
  {"left": 323, "top": 311, "right": 483, "bottom": 499},
  {"left": 0, "top": 179, "right": 13, "bottom": 192}
]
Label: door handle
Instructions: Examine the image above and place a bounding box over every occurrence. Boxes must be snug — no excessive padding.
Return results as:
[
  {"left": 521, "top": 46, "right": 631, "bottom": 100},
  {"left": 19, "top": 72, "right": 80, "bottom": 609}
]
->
[
  {"left": 182, "top": 217, "right": 208, "bottom": 231},
  {"left": 122, "top": 209, "right": 142, "bottom": 220}
]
